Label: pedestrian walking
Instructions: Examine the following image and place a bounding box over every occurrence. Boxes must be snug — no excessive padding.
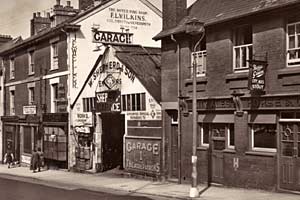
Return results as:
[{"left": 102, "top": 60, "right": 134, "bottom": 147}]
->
[
  {"left": 30, "top": 148, "right": 40, "bottom": 173},
  {"left": 4, "top": 149, "right": 14, "bottom": 168}
]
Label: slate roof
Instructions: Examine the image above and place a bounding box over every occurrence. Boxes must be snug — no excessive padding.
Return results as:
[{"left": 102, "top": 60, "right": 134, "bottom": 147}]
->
[
  {"left": 154, "top": 0, "right": 300, "bottom": 40},
  {"left": 114, "top": 45, "right": 161, "bottom": 103}
]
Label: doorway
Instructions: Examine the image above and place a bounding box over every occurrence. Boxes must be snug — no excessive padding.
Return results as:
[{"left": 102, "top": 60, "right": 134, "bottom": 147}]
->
[
  {"left": 279, "top": 121, "right": 300, "bottom": 191},
  {"left": 101, "top": 113, "right": 125, "bottom": 171}
]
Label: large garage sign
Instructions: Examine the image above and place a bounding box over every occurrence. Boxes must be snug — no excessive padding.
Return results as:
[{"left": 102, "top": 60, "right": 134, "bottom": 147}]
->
[
  {"left": 95, "top": 90, "right": 121, "bottom": 112},
  {"left": 125, "top": 137, "right": 161, "bottom": 176}
]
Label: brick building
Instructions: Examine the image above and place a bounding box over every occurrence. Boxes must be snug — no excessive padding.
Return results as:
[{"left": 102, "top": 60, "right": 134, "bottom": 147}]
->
[
  {"left": 154, "top": 0, "right": 300, "bottom": 192},
  {"left": 0, "top": 0, "right": 79, "bottom": 168}
]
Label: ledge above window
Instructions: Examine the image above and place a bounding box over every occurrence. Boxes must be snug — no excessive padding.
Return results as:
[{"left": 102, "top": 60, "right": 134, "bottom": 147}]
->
[
  {"left": 184, "top": 76, "right": 208, "bottom": 85},
  {"left": 225, "top": 72, "right": 248, "bottom": 81},
  {"left": 277, "top": 67, "right": 300, "bottom": 77},
  {"left": 245, "top": 151, "right": 276, "bottom": 157}
]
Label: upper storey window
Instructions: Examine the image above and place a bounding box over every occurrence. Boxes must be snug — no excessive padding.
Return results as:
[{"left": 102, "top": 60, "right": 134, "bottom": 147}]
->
[
  {"left": 287, "top": 22, "right": 300, "bottom": 66},
  {"left": 9, "top": 58, "right": 15, "bottom": 79},
  {"left": 233, "top": 25, "right": 253, "bottom": 71},
  {"left": 28, "top": 51, "right": 35, "bottom": 75},
  {"left": 191, "top": 37, "right": 206, "bottom": 77},
  {"left": 50, "top": 42, "right": 58, "bottom": 70}
]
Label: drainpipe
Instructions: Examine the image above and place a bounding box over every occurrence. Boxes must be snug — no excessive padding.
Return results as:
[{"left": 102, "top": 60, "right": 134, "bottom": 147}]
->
[{"left": 171, "top": 34, "right": 182, "bottom": 184}]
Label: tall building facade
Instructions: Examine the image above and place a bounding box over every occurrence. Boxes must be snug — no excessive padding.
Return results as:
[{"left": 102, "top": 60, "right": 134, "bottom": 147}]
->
[{"left": 155, "top": 0, "right": 300, "bottom": 192}]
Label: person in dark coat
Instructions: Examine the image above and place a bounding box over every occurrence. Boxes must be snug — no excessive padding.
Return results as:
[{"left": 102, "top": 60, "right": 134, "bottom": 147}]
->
[
  {"left": 4, "top": 149, "right": 14, "bottom": 168},
  {"left": 37, "top": 147, "right": 44, "bottom": 172},
  {"left": 30, "top": 148, "right": 40, "bottom": 173}
]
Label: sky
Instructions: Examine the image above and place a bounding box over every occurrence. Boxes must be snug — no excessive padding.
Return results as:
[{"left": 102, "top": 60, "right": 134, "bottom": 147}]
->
[{"left": 0, "top": 0, "right": 196, "bottom": 39}]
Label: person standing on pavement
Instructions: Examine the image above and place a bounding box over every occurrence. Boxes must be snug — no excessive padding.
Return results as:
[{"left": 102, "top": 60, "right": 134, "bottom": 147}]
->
[
  {"left": 4, "top": 149, "right": 14, "bottom": 168},
  {"left": 37, "top": 147, "right": 44, "bottom": 171},
  {"left": 30, "top": 148, "right": 40, "bottom": 173}
]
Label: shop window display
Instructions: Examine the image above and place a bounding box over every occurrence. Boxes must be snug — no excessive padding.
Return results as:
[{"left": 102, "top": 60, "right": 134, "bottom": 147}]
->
[{"left": 251, "top": 124, "right": 277, "bottom": 152}]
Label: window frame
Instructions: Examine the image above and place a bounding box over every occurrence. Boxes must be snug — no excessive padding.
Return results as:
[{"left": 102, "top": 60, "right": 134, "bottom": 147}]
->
[
  {"left": 286, "top": 21, "right": 300, "bottom": 67},
  {"left": 50, "top": 42, "right": 59, "bottom": 70},
  {"left": 51, "top": 83, "right": 58, "bottom": 113},
  {"left": 28, "top": 87, "right": 35, "bottom": 105},
  {"left": 232, "top": 25, "right": 253, "bottom": 72},
  {"left": 250, "top": 123, "right": 277, "bottom": 153},
  {"left": 9, "top": 57, "right": 15, "bottom": 79},
  {"left": 28, "top": 51, "right": 35, "bottom": 75},
  {"left": 121, "top": 93, "right": 146, "bottom": 111},
  {"left": 9, "top": 89, "right": 15, "bottom": 115},
  {"left": 191, "top": 50, "right": 207, "bottom": 77}
]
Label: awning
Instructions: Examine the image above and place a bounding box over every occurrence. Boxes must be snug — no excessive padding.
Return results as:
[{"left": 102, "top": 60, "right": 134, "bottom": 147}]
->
[
  {"left": 248, "top": 114, "right": 276, "bottom": 124},
  {"left": 198, "top": 114, "right": 234, "bottom": 123}
]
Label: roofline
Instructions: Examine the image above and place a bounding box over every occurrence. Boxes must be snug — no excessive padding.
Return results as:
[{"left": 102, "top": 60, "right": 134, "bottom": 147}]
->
[
  {"left": 0, "top": 24, "right": 80, "bottom": 56},
  {"left": 154, "top": 1, "right": 300, "bottom": 40},
  {"left": 70, "top": 0, "right": 161, "bottom": 25}
]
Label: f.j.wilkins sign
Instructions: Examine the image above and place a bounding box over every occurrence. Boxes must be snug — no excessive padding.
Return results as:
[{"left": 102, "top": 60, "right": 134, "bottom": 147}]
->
[{"left": 92, "top": 29, "right": 133, "bottom": 44}]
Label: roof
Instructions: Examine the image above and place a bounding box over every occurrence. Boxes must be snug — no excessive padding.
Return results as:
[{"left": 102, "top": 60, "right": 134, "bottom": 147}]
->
[
  {"left": 114, "top": 45, "right": 161, "bottom": 103},
  {"left": 0, "top": 37, "right": 23, "bottom": 53},
  {"left": 0, "top": 23, "right": 80, "bottom": 55},
  {"left": 154, "top": 0, "right": 300, "bottom": 40}
]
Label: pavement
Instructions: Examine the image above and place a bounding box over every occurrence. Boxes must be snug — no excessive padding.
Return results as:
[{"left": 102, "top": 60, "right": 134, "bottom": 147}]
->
[{"left": 0, "top": 164, "right": 299, "bottom": 200}]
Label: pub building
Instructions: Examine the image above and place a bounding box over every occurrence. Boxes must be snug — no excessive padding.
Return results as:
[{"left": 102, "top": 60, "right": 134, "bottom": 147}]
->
[
  {"left": 66, "top": 0, "right": 163, "bottom": 176},
  {"left": 154, "top": 0, "right": 300, "bottom": 192}
]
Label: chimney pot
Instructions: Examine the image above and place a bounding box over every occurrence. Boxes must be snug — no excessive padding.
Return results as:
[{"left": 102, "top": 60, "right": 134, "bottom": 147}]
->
[
  {"left": 33, "top": 13, "right": 36, "bottom": 18},
  {"left": 56, "top": 0, "right": 60, "bottom": 5},
  {"left": 37, "top": 12, "right": 41, "bottom": 17},
  {"left": 47, "top": 12, "right": 50, "bottom": 18},
  {"left": 67, "top": 1, "right": 71, "bottom": 6}
]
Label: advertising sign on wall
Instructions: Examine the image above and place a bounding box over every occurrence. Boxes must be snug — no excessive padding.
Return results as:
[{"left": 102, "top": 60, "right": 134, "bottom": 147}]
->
[
  {"left": 248, "top": 60, "right": 267, "bottom": 94},
  {"left": 95, "top": 90, "right": 121, "bottom": 112},
  {"left": 125, "top": 137, "right": 161, "bottom": 176}
]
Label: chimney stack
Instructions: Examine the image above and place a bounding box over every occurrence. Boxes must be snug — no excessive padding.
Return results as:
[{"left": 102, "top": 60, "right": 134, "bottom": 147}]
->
[
  {"left": 50, "top": 0, "right": 79, "bottom": 27},
  {"left": 163, "top": 0, "right": 187, "bottom": 30},
  {"left": 30, "top": 11, "right": 51, "bottom": 36}
]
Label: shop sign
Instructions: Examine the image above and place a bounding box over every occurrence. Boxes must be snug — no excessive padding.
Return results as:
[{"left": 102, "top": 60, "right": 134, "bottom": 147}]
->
[
  {"left": 95, "top": 90, "right": 121, "bottom": 112},
  {"left": 127, "top": 110, "right": 162, "bottom": 120},
  {"left": 23, "top": 105, "right": 36, "bottom": 115},
  {"left": 248, "top": 60, "right": 267, "bottom": 94},
  {"left": 125, "top": 137, "right": 161, "bottom": 175},
  {"left": 191, "top": 95, "right": 300, "bottom": 110},
  {"left": 92, "top": 29, "right": 133, "bottom": 44},
  {"left": 75, "top": 126, "right": 90, "bottom": 133},
  {"left": 74, "top": 112, "right": 93, "bottom": 127}
]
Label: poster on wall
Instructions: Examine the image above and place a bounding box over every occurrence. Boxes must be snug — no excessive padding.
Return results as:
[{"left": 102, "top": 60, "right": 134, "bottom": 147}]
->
[
  {"left": 248, "top": 60, "right": 268, "bottom": 94},
  {"left": 95, "top": 90, "right": 121, "bottom": 112}
]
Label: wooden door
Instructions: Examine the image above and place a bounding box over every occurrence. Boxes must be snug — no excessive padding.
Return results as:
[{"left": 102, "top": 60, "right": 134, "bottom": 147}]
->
[
  {"left": 170, "top": 124, "right": 178, "bottom": 179},
  {"left": 279, "top": 122, "right": 300, "bottom": 191},
  {"left": 211, "top": 124, "right": 225, "bottom": 184}
]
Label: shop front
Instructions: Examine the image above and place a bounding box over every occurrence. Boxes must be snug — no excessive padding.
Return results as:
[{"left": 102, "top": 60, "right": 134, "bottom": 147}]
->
[
  {"left": 42, "top": 113, "right": 68, "bottom": 169},
  {"left": 172, "top": 94, "right": 300, "bottom": 191}
]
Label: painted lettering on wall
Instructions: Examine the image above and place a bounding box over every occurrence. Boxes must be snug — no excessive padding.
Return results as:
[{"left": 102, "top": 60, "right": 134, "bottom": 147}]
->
[
  {"left": 127, "top": 110, "right": 162, "bottom": 120},
  {"left": 125, "top": 138, "right": 161, "bottom": 174},
  {"left": 71, "top": 35, "right": 78, "bottom": 88},
  {"left": 92, "top": 29, "right": 133, "bottom": 44},
  {"left": 107, "top": 7, "right": 151, "bottom": 28},
  {"left": 88, "top": 61, "right": 135, "bottom": 88}
]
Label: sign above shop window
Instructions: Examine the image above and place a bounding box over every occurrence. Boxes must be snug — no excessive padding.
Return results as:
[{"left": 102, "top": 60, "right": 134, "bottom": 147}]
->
[
  {"left": 248, "top": 60, "right": 268, "bottom": 94},
  {"left": 92, "top": 28, "right": 134, "bottom": 45},
  {"left": 23, "top": 105, "right": 36, "bottom": 115}
]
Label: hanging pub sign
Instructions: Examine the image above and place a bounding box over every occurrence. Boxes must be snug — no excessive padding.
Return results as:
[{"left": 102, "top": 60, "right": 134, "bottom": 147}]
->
[
  {"left": 92, "top": 28, "right": 133, "bottom": 44},
  {"left": 95, "top": 90, "right": 121, "bottom": 112},
  {"left": 248, "top": 60, "right": 268, "bottom": 94}
]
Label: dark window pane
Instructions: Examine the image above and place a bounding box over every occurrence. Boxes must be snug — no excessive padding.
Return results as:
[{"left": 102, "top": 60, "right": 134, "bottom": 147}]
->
[
  {"left": 136, "top": 93, "right": 141, "bottom": 111},
  {"left": 24, "top": 126, "right": 32, "bottom": 154},
  {"left": 127, "top": 95, "right": 131, "bottom": 111},
  {"left": 213, "top": 140, "right": 225, "bottom": 150},
  {"left": 253, "top": 124, "right": 276, "bottom": 149},
  {"left": 122, "top": 95, "right": 126, "bottom": 111},
  {"left": 229, "top": 124, "right": 235, "bottom": 146},
  {"left": 203, "top": 123, "right": 209, "bottom": 144},
  {"left": 141, "top": 93, "right": 146, "bottom": 110},
  {"left": 132, "top": 94, "right": 136, "bottom": 111},
  {"left": 282, "top": 142, "right": 293, "bottom": 156}
]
